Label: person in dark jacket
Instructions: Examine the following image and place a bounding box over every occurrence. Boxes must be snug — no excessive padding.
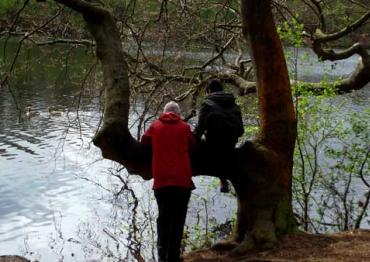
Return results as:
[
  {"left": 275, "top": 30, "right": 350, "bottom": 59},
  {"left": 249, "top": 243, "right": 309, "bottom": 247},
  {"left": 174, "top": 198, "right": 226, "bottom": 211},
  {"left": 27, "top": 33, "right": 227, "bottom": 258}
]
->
[
  {"left": 141, "top": 101, "right": 195, "bottom": 262},
  {"left": 194, "top": 79, "right": 244, "bottom": 192}
]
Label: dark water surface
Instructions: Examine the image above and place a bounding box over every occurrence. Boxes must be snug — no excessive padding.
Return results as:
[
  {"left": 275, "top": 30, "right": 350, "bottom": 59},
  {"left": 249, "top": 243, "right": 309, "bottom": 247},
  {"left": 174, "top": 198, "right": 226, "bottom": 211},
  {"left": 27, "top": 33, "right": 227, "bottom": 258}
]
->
[
  {"left": 0, "top": 42, "right": 369, "bottom": 261},
  {"left": 0, "top": 42, "right": 118, "bottom": 260}
]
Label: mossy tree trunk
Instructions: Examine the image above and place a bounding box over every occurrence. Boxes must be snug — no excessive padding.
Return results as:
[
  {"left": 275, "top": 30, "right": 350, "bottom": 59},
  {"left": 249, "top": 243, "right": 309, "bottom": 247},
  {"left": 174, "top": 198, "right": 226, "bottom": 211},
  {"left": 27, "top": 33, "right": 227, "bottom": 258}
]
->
[{"left": 214, "top": 0, "right": 298, "bottom": 255}]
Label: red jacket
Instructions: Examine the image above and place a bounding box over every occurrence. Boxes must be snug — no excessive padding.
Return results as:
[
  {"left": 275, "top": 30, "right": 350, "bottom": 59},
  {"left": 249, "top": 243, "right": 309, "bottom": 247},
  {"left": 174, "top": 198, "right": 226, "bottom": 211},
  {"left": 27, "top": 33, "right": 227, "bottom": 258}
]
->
[{"left": 141, "top": 112, "right": 195, "bottom": 190}]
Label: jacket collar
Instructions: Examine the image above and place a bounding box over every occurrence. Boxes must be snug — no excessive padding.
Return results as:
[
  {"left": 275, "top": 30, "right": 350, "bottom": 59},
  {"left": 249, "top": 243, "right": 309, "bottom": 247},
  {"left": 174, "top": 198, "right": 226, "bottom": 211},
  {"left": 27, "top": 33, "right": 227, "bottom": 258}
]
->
[{"left": 159, "top": 112, "right": 181, "bottom": 123}]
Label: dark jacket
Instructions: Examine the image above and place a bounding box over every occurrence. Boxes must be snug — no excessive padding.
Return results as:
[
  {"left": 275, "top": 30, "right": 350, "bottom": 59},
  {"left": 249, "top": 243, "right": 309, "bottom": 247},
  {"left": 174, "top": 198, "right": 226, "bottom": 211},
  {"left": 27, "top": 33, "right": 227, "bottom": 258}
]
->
[
  {"left": 141, "top": 112, "right": 195, "bottom": 190},
  {"left": 194, "top": 91, "right": 244, "bottom": 148}
]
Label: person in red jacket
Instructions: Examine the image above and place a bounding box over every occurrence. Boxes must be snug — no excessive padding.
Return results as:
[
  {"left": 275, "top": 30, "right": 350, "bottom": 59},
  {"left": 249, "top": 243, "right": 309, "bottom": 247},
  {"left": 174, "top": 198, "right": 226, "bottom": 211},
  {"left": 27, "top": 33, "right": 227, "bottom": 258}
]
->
[{"left": 141, "top": 101, "right": 195, "bottom": 262}]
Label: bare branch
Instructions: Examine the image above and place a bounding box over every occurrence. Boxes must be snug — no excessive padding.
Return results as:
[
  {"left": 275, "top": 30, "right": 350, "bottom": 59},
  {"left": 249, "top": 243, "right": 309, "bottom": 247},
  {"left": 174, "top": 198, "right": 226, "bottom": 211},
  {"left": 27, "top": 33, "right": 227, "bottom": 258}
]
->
[
  {"left": 305, "top": 0, "right": 326, "bottom": 30},
  {"left": 3, "top": 0, "right": 30, "bottom": 60},
  {"left": 36, "top": 38, "right": 94, "bottom": 46},
  {"left": 54, "top": 0, "right": 106, "bottom": 17},
  {"left": 314, "top": 10, "right": 370, "bottom": 43}
]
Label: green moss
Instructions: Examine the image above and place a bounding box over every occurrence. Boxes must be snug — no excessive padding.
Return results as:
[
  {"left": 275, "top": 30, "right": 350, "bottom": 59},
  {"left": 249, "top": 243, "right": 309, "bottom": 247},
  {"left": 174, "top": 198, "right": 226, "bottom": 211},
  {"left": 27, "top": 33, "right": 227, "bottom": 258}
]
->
[{"left": 275, "top": 193, "right": 299, "bottom": 235}]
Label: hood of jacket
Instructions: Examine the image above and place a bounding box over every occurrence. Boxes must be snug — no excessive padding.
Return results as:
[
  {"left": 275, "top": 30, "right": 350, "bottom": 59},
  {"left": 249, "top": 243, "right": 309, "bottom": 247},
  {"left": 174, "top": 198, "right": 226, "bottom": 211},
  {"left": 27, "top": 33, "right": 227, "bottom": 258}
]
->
[
  {"left": 159, "top": 112, "right": 181, "bottom": 123},
  {"left": 205, "top": 91, "right": 236, "bottom": 108}
]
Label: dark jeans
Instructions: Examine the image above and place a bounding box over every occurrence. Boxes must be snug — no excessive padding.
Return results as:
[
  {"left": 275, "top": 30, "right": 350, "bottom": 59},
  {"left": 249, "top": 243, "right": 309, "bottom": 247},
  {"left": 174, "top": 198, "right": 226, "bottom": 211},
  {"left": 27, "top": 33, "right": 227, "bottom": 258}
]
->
[
  {"left": 154, "top": 186, "right": 191, "bottom": 262},
  {"left": 202, "top": 142, "right": 237, "bottom": 178}
]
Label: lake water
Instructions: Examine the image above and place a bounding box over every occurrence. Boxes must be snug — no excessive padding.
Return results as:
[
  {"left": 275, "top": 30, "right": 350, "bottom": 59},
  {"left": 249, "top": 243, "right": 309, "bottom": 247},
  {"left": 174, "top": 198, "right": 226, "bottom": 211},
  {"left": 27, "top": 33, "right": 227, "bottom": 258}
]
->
[{"left": 0, "top": 43, "right": 369, "bottom": 261}]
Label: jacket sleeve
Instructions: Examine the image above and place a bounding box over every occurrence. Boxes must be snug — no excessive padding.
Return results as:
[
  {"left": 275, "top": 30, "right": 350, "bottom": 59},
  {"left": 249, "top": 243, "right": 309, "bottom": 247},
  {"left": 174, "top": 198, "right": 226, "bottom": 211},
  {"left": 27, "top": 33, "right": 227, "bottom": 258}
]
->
[
  {"left": 236, "top": 106, "right": 244, "bottom": 138},
  {"left": 141, "top": 125, "right": 153, "bottom": 145},
  {"left": 193, "top": 102, "right": 210, "bottom": 141},
  {"left": 189, "top": 127, "right": 196, "bottom": 150}
]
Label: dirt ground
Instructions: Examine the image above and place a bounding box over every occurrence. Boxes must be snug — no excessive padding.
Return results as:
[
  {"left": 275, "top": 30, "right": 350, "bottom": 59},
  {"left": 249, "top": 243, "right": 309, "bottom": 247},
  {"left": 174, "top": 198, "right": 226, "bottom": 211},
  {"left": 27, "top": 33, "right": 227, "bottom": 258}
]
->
[
  {"left": 184, "top": 229, "right": 370, "bottom": 262},
  {"left": 0, "top": 257, "right": 29, "bottom": 262},
  {"left": 1, "top": 230, "right": 369, "bottom": 262}
]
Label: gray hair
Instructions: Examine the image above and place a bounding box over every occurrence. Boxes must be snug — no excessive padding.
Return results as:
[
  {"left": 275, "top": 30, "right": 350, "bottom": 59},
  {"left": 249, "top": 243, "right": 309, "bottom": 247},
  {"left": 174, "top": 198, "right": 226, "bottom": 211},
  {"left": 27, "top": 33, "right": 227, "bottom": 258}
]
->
[{"left": 163, "top": 101, "right": 181, "bottom": 115}]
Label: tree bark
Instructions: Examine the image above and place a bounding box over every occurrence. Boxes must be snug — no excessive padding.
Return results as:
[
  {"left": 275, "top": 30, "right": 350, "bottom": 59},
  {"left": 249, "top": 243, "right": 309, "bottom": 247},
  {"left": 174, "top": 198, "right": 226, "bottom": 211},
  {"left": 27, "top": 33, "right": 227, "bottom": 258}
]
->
[
  {"left": 213, "top": 0, "right": 298, "bottom": 255},
  {"left": 54, "top": 0, "right": 152, "bottom": 179}
]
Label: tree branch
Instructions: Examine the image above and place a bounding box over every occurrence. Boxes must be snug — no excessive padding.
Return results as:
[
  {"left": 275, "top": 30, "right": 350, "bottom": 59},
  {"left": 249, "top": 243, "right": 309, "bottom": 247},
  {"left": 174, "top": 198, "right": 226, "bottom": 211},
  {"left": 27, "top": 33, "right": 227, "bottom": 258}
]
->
[
  {"left": 36, "top": 38, "right": 94, "bottom": 46},
  {"left": 54, "top": 0, "right": 107, "bottom": 18},
  {"left": 314, "top": 10, "right": 370, "bottom": 43}
]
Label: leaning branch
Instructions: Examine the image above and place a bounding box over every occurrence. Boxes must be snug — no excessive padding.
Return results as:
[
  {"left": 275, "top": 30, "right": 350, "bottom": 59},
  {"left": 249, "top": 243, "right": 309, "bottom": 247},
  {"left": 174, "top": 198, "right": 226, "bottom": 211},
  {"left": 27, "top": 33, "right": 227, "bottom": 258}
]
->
[
  {"left": 218, "top": 72, "right": 256, "bottom": 95},
  {"left": 54, "top": 0, "right": 106, "bottom": 18},
  {"left": 36, "top": 38, "right": 94, "bottom": 47},
  {"left": 301, "top": 8, "right": 370, "bottom": 94},
  {"left": 312, "top": 42, "right": 364, "bottom": 61},
  {"left": 314, "top": 10, "right": 370, "bottom": 43}
]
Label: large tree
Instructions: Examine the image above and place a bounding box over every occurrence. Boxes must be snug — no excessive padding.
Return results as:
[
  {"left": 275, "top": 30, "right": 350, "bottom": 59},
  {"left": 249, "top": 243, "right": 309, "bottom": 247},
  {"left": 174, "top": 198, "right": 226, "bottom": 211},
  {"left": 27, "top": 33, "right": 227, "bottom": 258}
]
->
[
  {"left": 219, "top": 0, "right": 297, "bottom": 254},
  {"left": 48, "top": 0, "right": 297, "bottom": 255}
]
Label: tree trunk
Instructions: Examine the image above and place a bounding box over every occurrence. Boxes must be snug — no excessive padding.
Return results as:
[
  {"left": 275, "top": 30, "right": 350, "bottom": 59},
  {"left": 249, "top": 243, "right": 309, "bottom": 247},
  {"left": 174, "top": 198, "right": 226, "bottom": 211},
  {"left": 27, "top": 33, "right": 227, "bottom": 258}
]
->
[{"left": 213, "top": 0, "right": 298, "bottom": 255}]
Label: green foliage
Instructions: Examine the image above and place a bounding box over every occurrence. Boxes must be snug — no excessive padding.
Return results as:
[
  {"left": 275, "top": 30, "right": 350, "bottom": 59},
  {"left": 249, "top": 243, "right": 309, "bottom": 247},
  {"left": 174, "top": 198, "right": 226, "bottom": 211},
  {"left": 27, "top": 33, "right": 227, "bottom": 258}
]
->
[
  {"left": 292, "top": 81, "right": 370, "bottom": 232},
  {"left": 286, "top": 30, "right": 369, "bottom": 233},
  {"left": 277, "top": 17, "right": 304, "bottom": 47},
  {"left": 236, "top": 95, "right": 259, "bottom": 140},
  {"left": 0, "top": 0, "right": 19, "bottom": 15},
  {"left": 183, "top": 177, "right": 236, "bottom": 251},
  {"left": 198, "top": 0, "right": 239, "bottom": 21}
]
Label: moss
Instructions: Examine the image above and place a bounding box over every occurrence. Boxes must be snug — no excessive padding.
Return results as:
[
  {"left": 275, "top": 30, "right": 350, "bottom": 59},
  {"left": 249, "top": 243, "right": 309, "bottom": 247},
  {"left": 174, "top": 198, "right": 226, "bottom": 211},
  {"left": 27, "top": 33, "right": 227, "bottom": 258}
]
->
[
  {"left": 275, "top": 192, "right": 299, "bottom": 235},
  {"left": 253, "top": 219, "right": 277, "bottom": 245},
  {"left": 229, "top": 237, "right": 255, "bottom": 257}
]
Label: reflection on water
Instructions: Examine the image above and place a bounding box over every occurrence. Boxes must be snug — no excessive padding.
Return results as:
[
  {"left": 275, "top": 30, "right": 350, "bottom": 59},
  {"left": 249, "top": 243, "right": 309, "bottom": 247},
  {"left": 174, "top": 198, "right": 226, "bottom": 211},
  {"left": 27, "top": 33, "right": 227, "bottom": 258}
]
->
[
  {"left": 0, "top": 89, "right": 109, "bottom": 260},
  {"left": 0, "top": 42, "right": 117, "bottom": 260}
]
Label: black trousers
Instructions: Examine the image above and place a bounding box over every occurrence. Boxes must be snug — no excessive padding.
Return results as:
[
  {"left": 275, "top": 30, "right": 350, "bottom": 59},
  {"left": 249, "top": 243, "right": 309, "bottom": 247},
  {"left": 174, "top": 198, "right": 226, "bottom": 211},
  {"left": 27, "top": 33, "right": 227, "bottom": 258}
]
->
[
  {"left": 154, "top": 186, "right": 191, "bottom": 262},
  {"left": 203, "top": 142, "right": 236, "bottom": 178}
]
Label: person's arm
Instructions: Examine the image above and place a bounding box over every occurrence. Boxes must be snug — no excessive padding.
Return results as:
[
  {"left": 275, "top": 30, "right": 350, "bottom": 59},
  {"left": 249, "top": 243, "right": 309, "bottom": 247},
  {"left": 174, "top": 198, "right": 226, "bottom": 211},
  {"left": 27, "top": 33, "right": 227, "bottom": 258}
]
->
[
  {"left": 141, "top": 125, "right": 153, "bottom": 145},
  {"left": 235, "top": 105, "right": 244, "bottom": 138},
  {"left": 193, "top": 103, "right": 209, "bottom": 141},
  {"left": 188, "top": 126, "right": 196, "bottom": 150}
]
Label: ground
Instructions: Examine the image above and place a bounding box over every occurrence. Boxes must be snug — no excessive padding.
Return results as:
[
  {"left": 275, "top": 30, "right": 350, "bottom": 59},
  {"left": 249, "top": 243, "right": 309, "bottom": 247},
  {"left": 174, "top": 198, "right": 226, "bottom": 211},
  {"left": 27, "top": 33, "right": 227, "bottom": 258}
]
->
[
  {"left": 1, "top": 230, "right": 369, "bottom": 262},
  {"left": 0, "top": 257, "right": 29, "bottom": 262},
  {"left": 184, "top": 229, "right": 370, "bottom": 262}
]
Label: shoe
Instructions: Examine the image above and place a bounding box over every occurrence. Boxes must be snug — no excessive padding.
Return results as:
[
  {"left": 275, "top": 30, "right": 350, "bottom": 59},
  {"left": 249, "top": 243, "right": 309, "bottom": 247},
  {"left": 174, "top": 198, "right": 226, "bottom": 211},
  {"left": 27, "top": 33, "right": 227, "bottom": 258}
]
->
[{"left": 220, "top": 181, "right": 230, "bottom": 193}]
